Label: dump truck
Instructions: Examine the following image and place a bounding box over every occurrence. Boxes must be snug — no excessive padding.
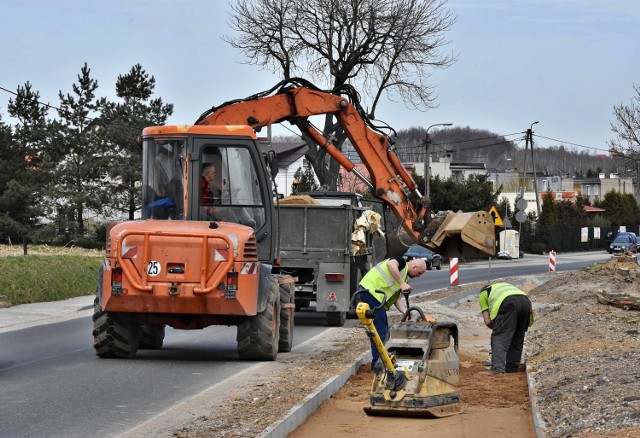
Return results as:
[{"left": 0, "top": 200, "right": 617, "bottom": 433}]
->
[
  {"left": 275, "top": 191, "right": 388, "bottom": 326},
  {"left": 93, "top": 78, "right": 495, "bottom": 361}
]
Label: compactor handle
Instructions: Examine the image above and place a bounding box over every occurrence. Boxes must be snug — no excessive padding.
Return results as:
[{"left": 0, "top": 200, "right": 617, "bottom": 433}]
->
[{"left": 346, "top": 289, "right": 387, "bottom": 319}]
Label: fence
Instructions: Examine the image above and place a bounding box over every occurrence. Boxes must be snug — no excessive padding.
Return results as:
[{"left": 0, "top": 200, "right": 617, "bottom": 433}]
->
[{"left": 523, "top": 225, "right": 638, "bottom": 253}]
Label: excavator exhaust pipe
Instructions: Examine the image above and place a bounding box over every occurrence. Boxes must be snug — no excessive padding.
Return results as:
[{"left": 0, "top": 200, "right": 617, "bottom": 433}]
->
[{"left": 420, "top": 210, "right": 495, "bottom": 258}]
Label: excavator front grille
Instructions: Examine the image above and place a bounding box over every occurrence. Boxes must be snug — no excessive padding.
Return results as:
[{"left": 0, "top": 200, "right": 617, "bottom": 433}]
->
[{"left": 243, "top": 237, "right": 258, "bottom": 259}]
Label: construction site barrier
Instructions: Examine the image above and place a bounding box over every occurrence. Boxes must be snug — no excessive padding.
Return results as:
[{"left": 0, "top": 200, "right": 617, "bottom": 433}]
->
[
  {"left": 549, "top": 250, "right": 556, "bottom": 272},
  {"left": 449, "top": 257, "right": 459, "bottom": 286}
]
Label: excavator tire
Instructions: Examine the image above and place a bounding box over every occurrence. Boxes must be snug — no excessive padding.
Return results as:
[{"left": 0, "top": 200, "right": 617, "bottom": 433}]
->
[
  {"left": 92, "top": 297, "right": 140, "bottom": 358},
  {"left": 139, "top": 324, "right": 166, "bottom": 349},
  {"left": 278, "top": 281, "right": 294, "bottom": 352},
  {"left": 236, "top": 279, "right": 280, "bottom": 360}
]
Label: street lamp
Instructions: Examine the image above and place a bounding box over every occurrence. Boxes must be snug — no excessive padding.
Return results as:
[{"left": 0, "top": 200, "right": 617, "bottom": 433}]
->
[{"left": 424, "top": 122, "right": 453, "bottom": 202}]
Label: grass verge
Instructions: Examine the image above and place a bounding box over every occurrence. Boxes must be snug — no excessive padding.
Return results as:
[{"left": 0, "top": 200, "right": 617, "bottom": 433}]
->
[{"left": 0, "top": 255, "right": 102, "bottom": 306}]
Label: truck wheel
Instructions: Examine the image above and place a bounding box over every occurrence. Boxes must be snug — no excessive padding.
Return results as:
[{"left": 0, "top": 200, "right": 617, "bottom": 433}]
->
[
  {"left": 326, "top": 311, "right": 346, "bottom": 327},
  {"left": 92, "top": 297, "right": 140, "bottom": 358},
  {"left": 237, "top": 279, "right": 280, "bottom": 360},
  {"left": 139, "top": 324, "right": 166, "bottom": 349},
  {"left": 278, "top": 281, "right": 294, "bottom": 353}
]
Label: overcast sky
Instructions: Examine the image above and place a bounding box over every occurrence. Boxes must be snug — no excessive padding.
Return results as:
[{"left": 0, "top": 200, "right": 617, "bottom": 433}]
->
[{"left": 1, "top": 0, "right": 638, "bottom": 154}]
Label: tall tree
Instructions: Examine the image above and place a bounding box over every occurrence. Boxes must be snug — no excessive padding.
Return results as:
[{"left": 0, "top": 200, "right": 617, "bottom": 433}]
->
[
  {"left": 5, "top": 82, "right": 53, "bottom": 239},
  {"left": 53, "top": 63, "right": 107, "bottom": 234},
  {"left": 227, "top": 0, "right": 455, "bottom": 188},
  {"left": 610, "top": 83, "right": 640, "bottom": 188},
  {"left": 101, "top": 64, "right": 173, "bottom": 219}
]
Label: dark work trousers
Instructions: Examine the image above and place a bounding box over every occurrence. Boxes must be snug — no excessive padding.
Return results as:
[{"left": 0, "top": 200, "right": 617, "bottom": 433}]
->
[
  {"left": 357, "top": 289, "right": 389, "bottom": 370},
  {"left": 491, "top": 294, "right": 531, "bottom": 373}
]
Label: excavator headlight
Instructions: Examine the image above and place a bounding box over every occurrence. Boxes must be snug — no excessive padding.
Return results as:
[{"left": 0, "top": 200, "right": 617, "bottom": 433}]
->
[
  {"left": 111, "top": 268, "right": 123, "bottom": 295},
  {"left": 226, "top": 272, "right": 238, "bottom": 291}
]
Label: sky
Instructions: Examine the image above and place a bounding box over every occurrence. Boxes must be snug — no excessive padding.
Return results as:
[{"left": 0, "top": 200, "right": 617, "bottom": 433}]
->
[{"left": 1, "top": 0, "right": 639, "bottom": 155}]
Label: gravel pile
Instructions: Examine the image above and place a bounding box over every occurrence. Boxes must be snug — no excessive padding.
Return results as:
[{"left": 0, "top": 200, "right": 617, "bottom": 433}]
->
[{"left": 525, "top": 260, "right": 640, "bottom": 437}]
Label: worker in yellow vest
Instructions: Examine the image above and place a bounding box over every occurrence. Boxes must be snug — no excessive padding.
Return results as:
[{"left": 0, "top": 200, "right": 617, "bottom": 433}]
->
[
  {"left": 478, "top": 282, "right": 534, "bottom": 375},
  {"left": 357, "top": 257, "right": 428, "bottom": 370}
]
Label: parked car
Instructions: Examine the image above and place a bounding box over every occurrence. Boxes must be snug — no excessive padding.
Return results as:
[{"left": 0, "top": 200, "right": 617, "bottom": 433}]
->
[
  {"left": 403, "top": 244, "right": 442, "bottom": 270},
  {"left": 608, "top": 232, "right": 638, "bottom": 254}
]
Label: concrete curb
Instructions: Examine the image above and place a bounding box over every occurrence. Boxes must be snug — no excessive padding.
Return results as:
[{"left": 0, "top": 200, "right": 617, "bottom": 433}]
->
[
  {"left": 526, "top": 363, "right": 546, "bottom": 438},
  {"left": 259, "top": 351, "right": 372, "bottom": 438}
]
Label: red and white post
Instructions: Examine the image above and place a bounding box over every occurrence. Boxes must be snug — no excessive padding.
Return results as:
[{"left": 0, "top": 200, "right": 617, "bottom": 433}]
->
[
  {"left": 549, "top": 250, "right": 556, "bottom": 273},
  {"left": 449, "top": 257, "right": 459, "bottom": 286}
]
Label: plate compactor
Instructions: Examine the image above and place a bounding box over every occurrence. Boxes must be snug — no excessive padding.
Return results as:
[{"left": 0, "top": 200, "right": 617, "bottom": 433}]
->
[{"left": 351, "top": 290, "right": 467, "bottom": 418}]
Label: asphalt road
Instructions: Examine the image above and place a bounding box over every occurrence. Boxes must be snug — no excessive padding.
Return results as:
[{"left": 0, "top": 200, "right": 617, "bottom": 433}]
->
[
  {"left": 0, "top": 251, "right": 610, "bottom": 437},
  {"left": 0, "top": 313, "right": 328, "bottom": 437}
]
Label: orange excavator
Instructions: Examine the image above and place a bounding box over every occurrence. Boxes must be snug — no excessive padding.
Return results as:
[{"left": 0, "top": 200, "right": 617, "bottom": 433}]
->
[{"left": 92, "top": 78, "right": 494, "bottom": 361}]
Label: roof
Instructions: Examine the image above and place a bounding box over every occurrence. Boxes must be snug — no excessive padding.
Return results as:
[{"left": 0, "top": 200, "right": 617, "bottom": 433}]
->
[
  {"left": 583, "top": 205, "right": 606, "bottom": 213},
  {"left": 270, "top": 142, "right": 308, "bottom": 166},
  {"left": 449, "top": 162, "right": 486, "bottom": 170}
]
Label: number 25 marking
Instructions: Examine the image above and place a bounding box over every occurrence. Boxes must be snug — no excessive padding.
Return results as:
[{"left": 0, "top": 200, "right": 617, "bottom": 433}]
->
[{"left": 147, "top": 261, "right": 161, "bottom": 276}]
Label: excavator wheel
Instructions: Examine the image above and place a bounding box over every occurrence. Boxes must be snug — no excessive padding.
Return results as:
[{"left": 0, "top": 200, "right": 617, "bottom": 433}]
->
[
  {"left": 278, "top": 281, "right": 294, "bottom": 352},
  {"left": 139, "top": 324, "right": 166, "bottom": 349},
  {"left": 237, "top": 279, "right": 281, "bottom": 360},
  {"left": 92, "top": 297, "right": 140, "bottom": 358}
]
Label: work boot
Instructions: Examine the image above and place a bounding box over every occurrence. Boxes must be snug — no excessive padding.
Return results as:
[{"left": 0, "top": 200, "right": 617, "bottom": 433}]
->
[
  {"left": 482, "top": 359, "right": 492, "bottom": 367},
  {"left": 479, "top": 370, "right": 504, "bottom": 375}
]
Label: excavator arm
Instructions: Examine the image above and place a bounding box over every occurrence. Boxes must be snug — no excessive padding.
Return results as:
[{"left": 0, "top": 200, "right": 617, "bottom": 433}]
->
[{"left": 196, "top": 79, "right": 494, "bottom": 258}]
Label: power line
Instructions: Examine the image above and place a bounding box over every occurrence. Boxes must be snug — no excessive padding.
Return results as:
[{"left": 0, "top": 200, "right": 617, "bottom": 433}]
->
[{"left": 533, "top": 134, "right": 609, "bottom": 153}]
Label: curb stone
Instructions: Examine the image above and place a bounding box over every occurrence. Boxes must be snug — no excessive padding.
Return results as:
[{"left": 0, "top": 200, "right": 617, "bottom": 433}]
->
[
  {"left": 259, "top": 351, "right": 371, "bottom": 438},
  {"left": 526, "top": 363, "right": 546, "bottom": 438}
]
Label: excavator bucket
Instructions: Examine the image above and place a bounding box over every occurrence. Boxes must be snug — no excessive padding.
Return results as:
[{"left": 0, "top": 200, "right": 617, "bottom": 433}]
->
[{"left": 421, "top": 210, "right": 495, "bottom": 258}]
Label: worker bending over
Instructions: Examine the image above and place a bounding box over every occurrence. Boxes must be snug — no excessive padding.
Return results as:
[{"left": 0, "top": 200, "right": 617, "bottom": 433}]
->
[{"left": 478, "top": 282, "right": 534, "bottom": 375}]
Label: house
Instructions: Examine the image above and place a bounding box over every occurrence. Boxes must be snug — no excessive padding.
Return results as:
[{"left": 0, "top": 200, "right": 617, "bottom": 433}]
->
[
  {"left": 268, "top": 142, "right": 312, "bottom": 197},
  {"left": 407, "top": 154, "right": 486, "bottom": 182}
]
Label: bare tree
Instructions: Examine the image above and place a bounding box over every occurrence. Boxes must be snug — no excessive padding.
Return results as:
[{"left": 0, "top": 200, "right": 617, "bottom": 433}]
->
[
  {"left": 226, "top": 0, "right": 456, "bottom": 188},
  {"left": 610, "top": 84, "right": 640, "bottom": 185}
]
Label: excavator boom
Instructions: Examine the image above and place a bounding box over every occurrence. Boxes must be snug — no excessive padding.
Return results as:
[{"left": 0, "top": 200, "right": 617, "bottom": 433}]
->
[{"left": 197, "top": 79, "right": 495, "bottom": 258}]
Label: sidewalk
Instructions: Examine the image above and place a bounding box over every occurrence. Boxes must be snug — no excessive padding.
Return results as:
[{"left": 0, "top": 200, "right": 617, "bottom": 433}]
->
[{"left": 0, "top": 295, "right": 94, "bottom": 334}]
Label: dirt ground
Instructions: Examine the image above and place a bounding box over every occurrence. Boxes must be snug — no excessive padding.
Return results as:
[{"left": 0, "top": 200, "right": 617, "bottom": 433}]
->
[
  {"left": 123, "top": 256, "right": 640, "bottom": 438},
  {"left": 289, "top": 353, "right": 535, "bottom": 438}
]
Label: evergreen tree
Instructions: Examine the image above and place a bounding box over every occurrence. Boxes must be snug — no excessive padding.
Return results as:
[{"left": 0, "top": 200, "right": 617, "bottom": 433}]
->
[
  {"left": 428, "top": 174, "right": 497, "bottom": 212},
  {"left": 5, "top": 82, "right": 53, "bottom": 241},
  {"left": 53, "top": 63, "right": 108, "bottom": 235},
  {"left": 100, "top": 64, "right": 173, "bottom": 219},
  {"left": 291, "top": 162, "right": 319, "bottom": 194}
]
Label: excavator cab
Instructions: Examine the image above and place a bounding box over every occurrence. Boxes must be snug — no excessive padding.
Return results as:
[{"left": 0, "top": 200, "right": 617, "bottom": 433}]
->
[{"left": 141, "top": 125, "right": 277, "bottom": 262}]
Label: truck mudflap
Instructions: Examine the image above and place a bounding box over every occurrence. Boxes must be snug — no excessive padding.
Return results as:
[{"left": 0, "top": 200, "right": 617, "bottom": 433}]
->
[{"left": 421, "top": 211, "right": 495, "bottom": 258}]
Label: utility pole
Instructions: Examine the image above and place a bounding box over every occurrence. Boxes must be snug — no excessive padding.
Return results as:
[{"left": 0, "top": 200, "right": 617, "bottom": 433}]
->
[
  {"left": 424, "top": 122, "right": 452, "bottom": 203},
  {"left": 529, "top": 121, "right": 541, "bottom": 216}
]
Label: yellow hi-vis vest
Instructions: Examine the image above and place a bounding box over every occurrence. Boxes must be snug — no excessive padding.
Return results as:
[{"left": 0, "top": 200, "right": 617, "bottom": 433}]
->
[
  {"left": 479, "top": 282, "right": 534, "bottom": 326},
  {"left": 359, "top": 259, "right": 409, "bottom": 310}
]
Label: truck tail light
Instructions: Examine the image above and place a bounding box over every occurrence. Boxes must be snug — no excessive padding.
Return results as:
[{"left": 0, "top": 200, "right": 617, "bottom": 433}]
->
[{"left": 324, "top": 273, "right": 344, "bottom": 282}]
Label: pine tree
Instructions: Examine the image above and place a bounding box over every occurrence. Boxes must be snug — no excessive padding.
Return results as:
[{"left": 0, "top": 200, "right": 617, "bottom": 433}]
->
[
  {"left": 100, "top": 64, "right": 173, "bottom": 219},
  {"left": 53, "top": 63, "right": 108, "bottom": 235}
]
